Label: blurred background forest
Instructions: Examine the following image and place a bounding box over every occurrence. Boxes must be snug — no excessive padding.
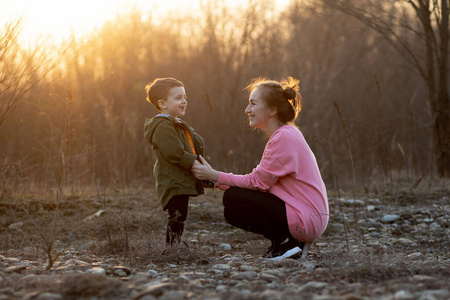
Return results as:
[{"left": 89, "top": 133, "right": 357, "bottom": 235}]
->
[{"left": 1, "top": 0, "right": 449, "bottom": 195}]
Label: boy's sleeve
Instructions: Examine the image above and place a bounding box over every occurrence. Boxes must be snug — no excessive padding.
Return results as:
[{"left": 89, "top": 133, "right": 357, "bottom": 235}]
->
[{"left": 153, "top": 121, "right": 197, "bottom": 170}]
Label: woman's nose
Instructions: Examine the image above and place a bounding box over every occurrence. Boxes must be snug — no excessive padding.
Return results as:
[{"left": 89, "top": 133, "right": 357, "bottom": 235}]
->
[{"left": 245, "top": 105, "right": 250, "bottom": 113}]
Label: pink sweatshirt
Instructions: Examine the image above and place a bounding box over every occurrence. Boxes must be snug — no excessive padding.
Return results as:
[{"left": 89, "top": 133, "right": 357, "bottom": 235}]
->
[{"left": 218, "top": 125, "right": 329, "bottom": 243}]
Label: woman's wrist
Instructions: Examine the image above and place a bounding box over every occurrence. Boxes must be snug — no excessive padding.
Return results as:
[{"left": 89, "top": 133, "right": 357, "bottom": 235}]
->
[{"left": 211, "top": 170, "right": 220, "bottom": 182}]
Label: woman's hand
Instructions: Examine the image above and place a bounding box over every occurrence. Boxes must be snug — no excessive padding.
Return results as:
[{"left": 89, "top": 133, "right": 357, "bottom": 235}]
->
[{"left": 191, "top": 155, "right": 220, "bottom": 182}]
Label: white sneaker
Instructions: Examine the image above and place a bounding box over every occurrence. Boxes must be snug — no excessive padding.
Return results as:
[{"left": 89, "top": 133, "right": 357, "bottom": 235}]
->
[{"left": 266, "top": 246, "right": 302, "bottom": 261}]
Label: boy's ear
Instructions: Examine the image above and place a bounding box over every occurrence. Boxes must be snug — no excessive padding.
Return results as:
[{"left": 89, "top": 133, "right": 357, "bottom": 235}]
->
[{"left": 157, "top": 99, "right": 166, "bottom": 109}]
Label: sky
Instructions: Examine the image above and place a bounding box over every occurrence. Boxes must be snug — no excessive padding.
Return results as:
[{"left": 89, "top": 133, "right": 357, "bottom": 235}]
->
[{"left": 0, "top": 0, "right": 290, "bottom": 46}]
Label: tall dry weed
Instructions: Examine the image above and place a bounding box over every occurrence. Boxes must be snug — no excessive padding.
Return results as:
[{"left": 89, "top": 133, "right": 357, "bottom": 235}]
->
[
  {"left": 333, "top": 101, "right": 360, "bottom": 233},
  {"left": 22, "top": 90, "right": 73, "bottom": 270}
]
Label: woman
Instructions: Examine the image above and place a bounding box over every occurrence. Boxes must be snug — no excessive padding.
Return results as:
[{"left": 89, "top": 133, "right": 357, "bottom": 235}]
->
[{"left": 192, "top": 77, "right": 329, "bottom": 260}]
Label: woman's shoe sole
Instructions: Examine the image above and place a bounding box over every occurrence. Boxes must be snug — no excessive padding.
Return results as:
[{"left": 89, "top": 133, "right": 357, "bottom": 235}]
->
[{"left": 266, "top": 246, "right": 302, "bottom": 261}]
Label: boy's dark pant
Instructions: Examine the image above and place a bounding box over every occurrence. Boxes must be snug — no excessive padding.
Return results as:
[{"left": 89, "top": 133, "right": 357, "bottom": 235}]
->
[
  {"left": 164, "top": 194, "right": 189, "bottom": 245},
  {"left": 222, "top": 187, "right": 291, "bottom": 243}
]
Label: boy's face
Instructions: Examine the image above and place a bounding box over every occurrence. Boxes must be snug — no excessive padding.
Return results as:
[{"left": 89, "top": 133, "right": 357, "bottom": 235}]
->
[{"left": 158, "top": 86, "right": 187, "bottom": 118}]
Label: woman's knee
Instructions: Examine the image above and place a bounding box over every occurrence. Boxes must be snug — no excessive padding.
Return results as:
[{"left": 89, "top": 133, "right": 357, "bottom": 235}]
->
[
  {"left": 223, "top": 186, "right": 245, "bottom": 207},
  {"left": 223, "top": 188, "right": 251, "bottom": 226},
  {"left": 223, "top": 202, "right": 248, "bottom": 228}
]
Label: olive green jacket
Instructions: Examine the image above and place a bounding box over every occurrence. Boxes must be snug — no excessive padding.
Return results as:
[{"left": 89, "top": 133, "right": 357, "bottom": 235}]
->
[{"left": 144, "top": 115, "right": 204, "bottom": 209}]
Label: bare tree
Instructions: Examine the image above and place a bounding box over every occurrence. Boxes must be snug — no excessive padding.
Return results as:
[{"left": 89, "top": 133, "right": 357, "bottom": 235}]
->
[
  {"left": 322, "top": 0, "right": 450, "bottom": 178},
  {"left": 0, "top": 19, "right": 23, "bottom": 129},
  {"left": 0, "top": 19, "right": 55, "bottom": 130}
]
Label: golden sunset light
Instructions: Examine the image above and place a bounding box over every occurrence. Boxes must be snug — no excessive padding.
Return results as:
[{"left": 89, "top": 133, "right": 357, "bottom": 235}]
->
[{"left": 1, "top": 0, "right": 290, "bottom": 45}]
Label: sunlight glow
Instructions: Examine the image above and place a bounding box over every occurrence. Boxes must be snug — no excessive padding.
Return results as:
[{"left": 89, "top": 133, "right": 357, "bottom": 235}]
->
[{"left": 1, "top": 0, "right": 291, "bottom": 46}]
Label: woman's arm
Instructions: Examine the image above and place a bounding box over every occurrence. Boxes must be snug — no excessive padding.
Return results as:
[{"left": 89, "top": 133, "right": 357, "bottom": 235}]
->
[
  {"left": 193, "top": 131, "right": 292, "bottom": 191},
  {"left": 212, "top": 132, "right": 290, "bottom": 190}
]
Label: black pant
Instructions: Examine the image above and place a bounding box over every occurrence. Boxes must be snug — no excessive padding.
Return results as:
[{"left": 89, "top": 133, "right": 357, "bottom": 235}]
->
[
  {"left": 222, "top": 187, "right": 291, "bottom": 243},
  {"left": 164, "top": 195, "right": 189, "bottom": 245}
]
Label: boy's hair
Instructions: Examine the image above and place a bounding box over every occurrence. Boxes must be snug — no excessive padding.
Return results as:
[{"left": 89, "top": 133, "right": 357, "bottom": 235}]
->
[{"left": 145, "top": 77, "right": 184, "bottom": 111}]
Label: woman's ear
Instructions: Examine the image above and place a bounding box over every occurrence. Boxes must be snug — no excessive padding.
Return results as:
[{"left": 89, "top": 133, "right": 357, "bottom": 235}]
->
[{"left": 269, "top": 106, "right": 278, "bottom": 117}]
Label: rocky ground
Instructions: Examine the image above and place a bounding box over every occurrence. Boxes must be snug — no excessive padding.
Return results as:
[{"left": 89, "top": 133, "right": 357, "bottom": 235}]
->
[{"left": 0, "top": 187, "right": 449, "bottom": 300}]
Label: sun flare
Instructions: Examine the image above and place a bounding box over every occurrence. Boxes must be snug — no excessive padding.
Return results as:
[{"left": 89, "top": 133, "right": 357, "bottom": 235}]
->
[
  {"left": 1, "top": 0, "right": 290, "bottom": 46},
  {"left": 1, "top": 0, "right": 162, "bottom": 45}
]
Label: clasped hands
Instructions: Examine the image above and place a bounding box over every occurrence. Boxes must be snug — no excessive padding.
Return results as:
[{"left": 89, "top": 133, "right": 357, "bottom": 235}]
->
[{"left": 192, "top": 155, "right": 220, "bottom": 183}]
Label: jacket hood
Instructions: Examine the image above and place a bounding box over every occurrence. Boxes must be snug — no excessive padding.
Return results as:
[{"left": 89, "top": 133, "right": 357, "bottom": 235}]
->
[{"left": 144, "top": 116, "right": 172, "bottom": 143}]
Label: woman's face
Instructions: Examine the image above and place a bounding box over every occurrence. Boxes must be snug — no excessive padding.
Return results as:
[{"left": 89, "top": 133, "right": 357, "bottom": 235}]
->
[{"left": 245, "top": 88, "right": 274, "bottom": 129}]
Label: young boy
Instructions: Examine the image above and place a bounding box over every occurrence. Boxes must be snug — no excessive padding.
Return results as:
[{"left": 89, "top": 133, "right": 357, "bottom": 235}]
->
[{"left": 144, "top": 77, "right": 206, "bottom": 246}]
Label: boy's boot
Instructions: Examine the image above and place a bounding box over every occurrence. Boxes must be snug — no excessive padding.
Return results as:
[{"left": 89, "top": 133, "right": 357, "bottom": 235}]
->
[{"left": 165, "top": 222, "right": 184, "bottom": 246}]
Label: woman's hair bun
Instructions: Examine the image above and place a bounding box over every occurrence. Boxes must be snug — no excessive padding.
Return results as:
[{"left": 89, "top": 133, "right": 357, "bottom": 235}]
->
[{"left": 283, "top": 87, "right": 297, "bottom": 100}]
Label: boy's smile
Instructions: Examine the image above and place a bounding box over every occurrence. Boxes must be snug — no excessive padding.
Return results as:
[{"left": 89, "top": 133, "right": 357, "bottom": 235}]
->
[{"left": 159, "top": 86, "right": 187, "bottom": 118}]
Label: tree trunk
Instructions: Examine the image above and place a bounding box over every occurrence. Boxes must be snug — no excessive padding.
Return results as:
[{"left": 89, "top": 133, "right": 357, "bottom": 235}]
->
[
  {"left": 433, "top": 99, "right": 450, "bottom": 177},
  {"left": 404, "top": 0, "right": 449, "bottom": 178},
  {"left": 432, "top": 0, "right": 450, "bottom": 177}
]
